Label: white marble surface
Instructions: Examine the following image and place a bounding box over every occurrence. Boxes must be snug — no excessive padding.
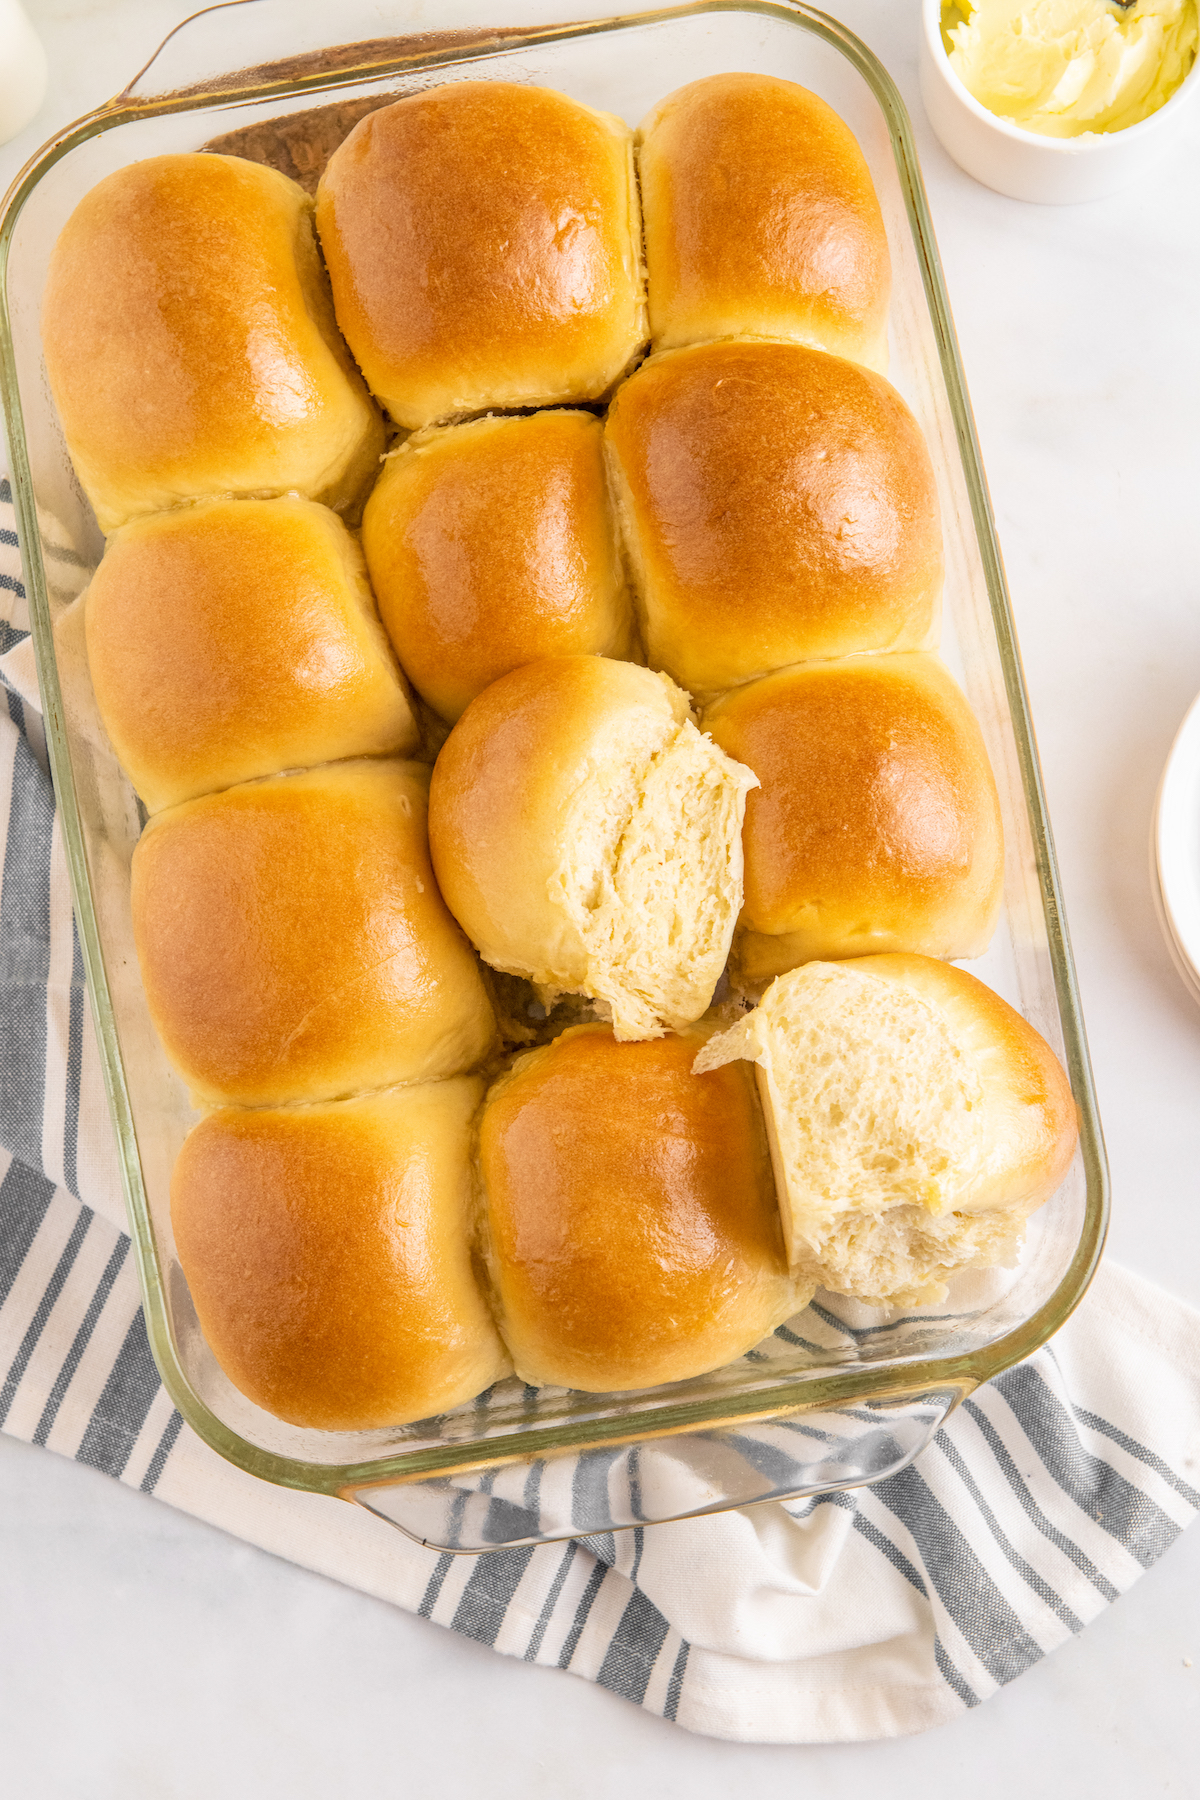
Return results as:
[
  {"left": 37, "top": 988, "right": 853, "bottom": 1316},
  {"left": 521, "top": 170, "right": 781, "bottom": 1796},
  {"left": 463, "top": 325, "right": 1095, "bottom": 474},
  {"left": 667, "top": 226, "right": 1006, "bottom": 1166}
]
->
[{"left": 2, "top": 0, "right": 1200, "bottom": 1789}]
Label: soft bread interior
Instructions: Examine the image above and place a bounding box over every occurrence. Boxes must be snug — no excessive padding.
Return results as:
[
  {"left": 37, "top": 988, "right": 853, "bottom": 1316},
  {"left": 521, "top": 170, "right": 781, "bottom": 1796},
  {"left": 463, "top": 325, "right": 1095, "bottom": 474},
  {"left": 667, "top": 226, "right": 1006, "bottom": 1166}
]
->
[
  {"left": 694, "top": 961, "right": 1026, "bottom": 1305},
  {"left": 553, "top": 715, "right": 757, "bottom": 1039},
  {"left": 799, "top": 1205, "right": 1026, "bottom": 1310}
]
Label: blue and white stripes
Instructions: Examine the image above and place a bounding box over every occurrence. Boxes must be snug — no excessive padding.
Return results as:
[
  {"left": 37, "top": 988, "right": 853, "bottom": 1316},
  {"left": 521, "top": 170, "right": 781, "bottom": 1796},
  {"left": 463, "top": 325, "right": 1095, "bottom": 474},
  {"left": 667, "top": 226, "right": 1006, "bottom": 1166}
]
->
[
  {"left": 0, "top": 1153, "right": 179, "bottom": 1486},
  {"left": 1, "top": 480, "right": 1198, "bottom": 1742}
]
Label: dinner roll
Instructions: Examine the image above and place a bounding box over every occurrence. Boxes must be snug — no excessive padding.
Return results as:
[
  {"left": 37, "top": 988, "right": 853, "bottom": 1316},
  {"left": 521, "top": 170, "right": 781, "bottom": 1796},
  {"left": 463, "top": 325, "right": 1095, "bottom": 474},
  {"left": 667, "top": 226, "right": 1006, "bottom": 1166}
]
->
[
  {"left": 479, "top": 1025, "right": 802, "bottom": 1391},
  {"left": 172, "top": 1079, "right": 511, "bottom": 1429},
  {"left": 702, "top": 654, "right": 1004, "bottom": 985},
  {"left": 428, "top": 657, "right": 757, "bottom": 1040},
  {"left": 639, "top": 73, "right": 891, "bottom": 371},
  {"left": 41, "top": 154, "right": 384, "bottom": 533},
  {"left": 131, "top": 760, "right": 496, "bottom": 1107},
  {"left": 85, "top": 498, "right": 419, "bottom": 813},
  {"left": 362, "top": 411, "right": 635, "bottom": 723},
  {"left": 604, "top": 341, "right": 942, "bottom": 697},
  {"left": 316, "top": 82, "right": 647, "bottom": 429},
  {"left": 695, "top": 956, "right": 1078, "bottom": 1305}
]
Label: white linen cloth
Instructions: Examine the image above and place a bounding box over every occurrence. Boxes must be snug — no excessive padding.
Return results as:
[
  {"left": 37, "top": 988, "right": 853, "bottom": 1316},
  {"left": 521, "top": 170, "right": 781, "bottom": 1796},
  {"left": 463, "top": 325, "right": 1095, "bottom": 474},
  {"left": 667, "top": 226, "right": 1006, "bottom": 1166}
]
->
[{"left": 1, "top": 481, "right": 1197, "bottom": 1743}]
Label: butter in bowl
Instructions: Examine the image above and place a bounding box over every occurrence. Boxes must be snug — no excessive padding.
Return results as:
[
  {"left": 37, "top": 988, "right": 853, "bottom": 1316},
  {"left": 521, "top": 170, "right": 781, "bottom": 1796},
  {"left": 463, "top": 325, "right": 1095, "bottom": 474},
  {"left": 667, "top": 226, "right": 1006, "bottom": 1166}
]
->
[{"left": 920, "top": 0, "right": 1200, "bottom": 200}]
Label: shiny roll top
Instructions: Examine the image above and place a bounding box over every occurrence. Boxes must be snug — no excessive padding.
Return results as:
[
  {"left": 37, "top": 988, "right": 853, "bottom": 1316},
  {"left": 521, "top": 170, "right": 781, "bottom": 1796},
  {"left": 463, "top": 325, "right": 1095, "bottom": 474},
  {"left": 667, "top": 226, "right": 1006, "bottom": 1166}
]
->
[
  {"left": 362, "top": 411, "right": 635, "bottom": 724},
  {"left": 638, "top": 73, "right": 892, "bottom": 370},
  {"left": 41, "top": 154, "right": 384, "bottom": 533},
  {"left": 703, "top": 654, "right": 1005, "bottom": 986},
  {"left": 131, "top": 760, "right": 496, "bottom": 1109},
  {"left": 315, "top": 81, "right": 648, "bottom": 429},
  {"left": 84, "top": 498, "right": 419, "bottom": 813},
  {"left": 478, "top": 1025, "right": 802, "bottom": 1392},
  {"left": 171, "top": 1080, "right": 511, "bottom": 1430},
  {"left": 604, "top": 340, "right": 943, "bottom": 698}
]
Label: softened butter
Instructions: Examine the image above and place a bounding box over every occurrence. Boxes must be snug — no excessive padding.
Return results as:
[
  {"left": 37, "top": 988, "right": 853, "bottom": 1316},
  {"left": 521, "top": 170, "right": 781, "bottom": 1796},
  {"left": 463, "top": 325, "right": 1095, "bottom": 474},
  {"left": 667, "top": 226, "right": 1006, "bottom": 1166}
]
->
[{"left": 944, "top": 0, "right": 1198, "bottom": 136}]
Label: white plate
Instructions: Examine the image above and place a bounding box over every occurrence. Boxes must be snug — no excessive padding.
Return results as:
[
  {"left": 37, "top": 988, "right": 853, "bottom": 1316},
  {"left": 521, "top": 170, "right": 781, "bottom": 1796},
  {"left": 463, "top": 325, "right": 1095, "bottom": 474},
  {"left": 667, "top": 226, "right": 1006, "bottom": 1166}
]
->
[{"left": 1152, "top": 689, "right": 1200, "bottom": 1008}]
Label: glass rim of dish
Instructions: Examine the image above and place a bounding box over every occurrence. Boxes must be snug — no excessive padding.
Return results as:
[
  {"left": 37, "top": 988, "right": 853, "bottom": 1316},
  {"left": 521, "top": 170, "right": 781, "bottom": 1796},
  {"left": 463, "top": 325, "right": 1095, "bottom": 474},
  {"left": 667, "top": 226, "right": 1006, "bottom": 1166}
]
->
[{"left": 0, "top": 0, "right": 1110, "bottom": 1502}]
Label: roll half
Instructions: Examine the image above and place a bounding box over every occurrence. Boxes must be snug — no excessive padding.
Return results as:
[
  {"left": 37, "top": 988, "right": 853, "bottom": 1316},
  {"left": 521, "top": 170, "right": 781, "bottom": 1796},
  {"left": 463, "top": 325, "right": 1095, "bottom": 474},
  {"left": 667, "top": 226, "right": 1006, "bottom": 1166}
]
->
[
  {"left": 479, "top": 1025, "right": 802, "bottom": 1391},
  {"left": 41, "top": 154, "right": 384, "bottom": 532},
  {"left": 85, "top": 498, "right": 418, "bottom": 813},
  {"left": 316, "top": 81, "right": 647, "bottom": 429},
  {"left": 604, "top": 341, "right": 942, "bottom": 698},
  {"left": 131, "top": 760, "right": 496, "bottom": 1107},
  {"left": 702, "top": 653, "right": 1004, "bottom": 983},
  {"left": 428, "top": 657, "right": 757, "bottom": 1040},
  {"left": 695, "top": 956, "right": 1078, "bottom": 1305},
  {"left": 638, "top": 73, "right": 892, "bottom": 370},
  {"left": 172, "top": 1079, "right": 510, "bottom": 1429},
  {"left": 362, "top": 411, "right": 635, "bottom": 724}
]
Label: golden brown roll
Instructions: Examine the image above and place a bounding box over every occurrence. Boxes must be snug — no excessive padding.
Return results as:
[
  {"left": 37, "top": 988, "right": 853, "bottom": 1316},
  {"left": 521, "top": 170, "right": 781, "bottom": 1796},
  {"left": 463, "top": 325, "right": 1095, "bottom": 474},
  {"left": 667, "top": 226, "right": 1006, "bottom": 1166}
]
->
[
  {"left": 428, "top": 657, "right": 757, "bottom": 1040},
  {"left": 172, "top": 1079, "right": 511, "bottom": 1429},
  {"left": 41, "top": 154, "right": 384, "bottom": 533},
  {"left": 604, "top": 341, "right": 943, "bottom": 697},
  {"left": 85, "top": 498, "right": 419, "bottom": 813},
  {"left": 131, "top": 760, "right": 496, "bottom": 1107},
  {"left": 696, "top": 956, "right": 1078, "bottom": 1305},
  {"left": 479, "top": 1025, "right": 803, "bottom": 1391},
  {"left": 315, "top": 81, "right": 647, "bottom": 429},
  {"left": 702, "top": 654, "right": 1004, "bottom": 985},
  {"left": 638, "top": 73, "right": 892, "bottom": 370},
  {"left": 361, "top": 411, "right": 635, "bottom": 723}
]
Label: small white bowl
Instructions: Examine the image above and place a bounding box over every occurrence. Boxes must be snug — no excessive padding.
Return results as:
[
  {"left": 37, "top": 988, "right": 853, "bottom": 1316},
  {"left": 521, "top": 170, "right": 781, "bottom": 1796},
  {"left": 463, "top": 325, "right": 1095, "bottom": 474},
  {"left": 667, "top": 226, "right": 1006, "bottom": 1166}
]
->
[{"left": 920, "top": 0, "right": 1200, "bottom": 203}]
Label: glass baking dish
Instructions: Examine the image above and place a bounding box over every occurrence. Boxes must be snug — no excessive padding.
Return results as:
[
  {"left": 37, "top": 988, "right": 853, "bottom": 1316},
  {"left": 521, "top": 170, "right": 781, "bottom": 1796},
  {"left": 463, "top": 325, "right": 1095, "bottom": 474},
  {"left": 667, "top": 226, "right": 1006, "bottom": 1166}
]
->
[{"left": 0, "top": 0, "right": 1108, "bottom": 1553}]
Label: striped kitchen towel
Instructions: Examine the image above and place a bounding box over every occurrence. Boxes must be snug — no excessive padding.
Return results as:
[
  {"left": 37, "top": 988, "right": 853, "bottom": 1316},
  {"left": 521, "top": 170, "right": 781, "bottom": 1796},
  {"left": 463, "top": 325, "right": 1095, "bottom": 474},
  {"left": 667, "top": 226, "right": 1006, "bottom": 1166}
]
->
[{"left": 1, "top": 476, "right": 1199, "bottom": 1744}]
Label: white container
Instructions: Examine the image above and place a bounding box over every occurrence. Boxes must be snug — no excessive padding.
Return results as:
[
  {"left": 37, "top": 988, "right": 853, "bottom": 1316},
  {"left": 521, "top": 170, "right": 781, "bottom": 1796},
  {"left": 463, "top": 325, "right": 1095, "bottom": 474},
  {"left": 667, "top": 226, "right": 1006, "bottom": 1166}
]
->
[
  {"left": 0, "top": 0, "right": 47, "bottom": 147},
  {"left": 920, "top": 0, "right": 1200, "bottom": 203}
]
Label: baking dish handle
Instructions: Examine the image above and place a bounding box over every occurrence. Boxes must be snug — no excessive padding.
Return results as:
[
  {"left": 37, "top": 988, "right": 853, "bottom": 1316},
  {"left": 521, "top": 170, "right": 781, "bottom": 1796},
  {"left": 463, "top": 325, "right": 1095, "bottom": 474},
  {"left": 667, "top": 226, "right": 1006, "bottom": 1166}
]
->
[
  {"left": 117, "top": 0, "right": 586, "bottom": 105},
  {"left": 121, "top": 0, "right": 403, "bottom": 101},
  {"left": 343, "top": 1384, "right": 969, "bottom": 1553}
]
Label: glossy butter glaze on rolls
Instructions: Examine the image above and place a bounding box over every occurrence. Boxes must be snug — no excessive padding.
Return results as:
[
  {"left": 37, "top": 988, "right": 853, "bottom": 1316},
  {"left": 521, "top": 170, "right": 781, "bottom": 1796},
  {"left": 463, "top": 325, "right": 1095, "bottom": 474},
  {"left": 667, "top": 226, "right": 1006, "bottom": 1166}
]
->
[
  {"left": 41, "top": 154, "right": 384, "bottom": 533},
  {"left": 479, "top": 1025, "right": 803, "bottom": 1391},
  {"left": 604, "top": 341, "right": 943, "bottom": 698},
  {"left": 85, "top": 498, "right": 419, "bottom": 813},
  {"left": 315, "top": 81, "right": 647, "bottom": 430},
  {"left": 131, "top": 760, "right": 496, "bottom": 1108},
  {"left": 702, "top": 654, "right": 1005, "bottom": 986},
  {"left": 172, "top": 1079, "right": 511, "bottom": 1429},
  {"left": 428, "top": 656, "right": 757, "bottom": 1040},
  {"left": 696, "top": 956, "right": 1079, "bottom": 1305},
  {"left": 362, "top": 411, "right": 636, "bottom": 724},
  {"left": 638, "top": 73, "right": 892, "bottom": 371}
]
